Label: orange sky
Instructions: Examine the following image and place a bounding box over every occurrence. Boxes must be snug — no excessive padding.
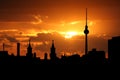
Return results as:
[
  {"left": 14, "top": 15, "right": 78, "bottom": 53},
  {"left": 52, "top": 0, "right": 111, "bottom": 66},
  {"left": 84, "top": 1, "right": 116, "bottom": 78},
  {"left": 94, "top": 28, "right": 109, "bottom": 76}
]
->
[{"left": 0, "top": 0, "right": 120, "bottom": 58}]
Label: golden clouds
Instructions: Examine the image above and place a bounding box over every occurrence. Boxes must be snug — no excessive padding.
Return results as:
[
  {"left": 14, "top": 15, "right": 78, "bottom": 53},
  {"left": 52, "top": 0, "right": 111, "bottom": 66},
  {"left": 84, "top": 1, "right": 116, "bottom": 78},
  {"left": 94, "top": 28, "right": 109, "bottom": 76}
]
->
[{"left": 31, "top": 15, "right": 43, "bottom": 25}]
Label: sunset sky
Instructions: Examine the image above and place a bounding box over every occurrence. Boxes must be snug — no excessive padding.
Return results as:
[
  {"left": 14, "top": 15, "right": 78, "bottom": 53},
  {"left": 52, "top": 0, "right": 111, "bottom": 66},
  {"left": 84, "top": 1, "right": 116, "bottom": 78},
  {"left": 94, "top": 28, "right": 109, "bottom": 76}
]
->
[{"left": 0, "top": 0, "right": 120, "bottom": 58}]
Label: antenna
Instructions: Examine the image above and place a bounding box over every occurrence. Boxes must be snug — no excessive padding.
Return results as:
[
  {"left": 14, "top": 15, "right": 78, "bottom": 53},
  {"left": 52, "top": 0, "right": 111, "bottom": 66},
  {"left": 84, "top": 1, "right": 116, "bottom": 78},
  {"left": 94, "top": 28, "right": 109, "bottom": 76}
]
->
[
  {"left": 52, "top": 40, "right": 54, "bottom": 44},
  {"left": 86, "top": 8, "right": 88, "bottom": 26}
]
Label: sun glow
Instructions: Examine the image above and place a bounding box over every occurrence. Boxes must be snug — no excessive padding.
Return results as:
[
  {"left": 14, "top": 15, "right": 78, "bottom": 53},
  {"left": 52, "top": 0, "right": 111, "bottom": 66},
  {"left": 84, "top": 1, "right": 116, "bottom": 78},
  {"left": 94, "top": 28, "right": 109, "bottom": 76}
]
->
[{"left": 64, "top": 31, "right": 78, "bottom": 39}]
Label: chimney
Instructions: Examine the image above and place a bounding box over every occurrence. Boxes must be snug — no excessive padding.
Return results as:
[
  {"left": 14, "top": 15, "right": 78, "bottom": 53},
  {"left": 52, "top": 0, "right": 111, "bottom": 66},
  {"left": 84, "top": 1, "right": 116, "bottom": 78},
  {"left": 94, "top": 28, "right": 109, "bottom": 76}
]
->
[
  {"left": 3, "top": 43, "right": 5, "bottom": 51},
  {"left": 17, "top": 42, "right": 20, "bottom": 56}
]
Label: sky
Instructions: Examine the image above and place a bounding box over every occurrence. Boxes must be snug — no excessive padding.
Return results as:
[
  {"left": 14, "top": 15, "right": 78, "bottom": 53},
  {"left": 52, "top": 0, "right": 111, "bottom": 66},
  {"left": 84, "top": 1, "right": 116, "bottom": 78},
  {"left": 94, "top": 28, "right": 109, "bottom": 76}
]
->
[{"left": 0, "top": 0, "right": 120, "bottom": 58}]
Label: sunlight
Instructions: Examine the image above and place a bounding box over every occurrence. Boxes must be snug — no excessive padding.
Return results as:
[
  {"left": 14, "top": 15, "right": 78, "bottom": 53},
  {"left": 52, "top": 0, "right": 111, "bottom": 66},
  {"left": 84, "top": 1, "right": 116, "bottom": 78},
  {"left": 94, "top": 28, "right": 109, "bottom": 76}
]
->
[
  {"left": 65, "top": 31, "right": 78, "bottom": 39},
  {"left": 89, "top": 21, "right": 94, "bottom": 26},
  {"left": 70, "top": 21, "right": 80, "bottom": 25}
]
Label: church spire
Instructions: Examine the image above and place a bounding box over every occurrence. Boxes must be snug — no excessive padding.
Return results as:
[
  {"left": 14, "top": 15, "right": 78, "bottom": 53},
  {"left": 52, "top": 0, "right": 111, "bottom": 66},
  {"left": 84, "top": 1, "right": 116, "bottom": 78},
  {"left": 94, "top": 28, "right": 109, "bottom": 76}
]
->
[
  {"left": 52, "top": 40, "right": 55, "bottom": 48},
  {"left": 28, "top": 39, "right": 31, "bottom": 48},
  {"left": 50, "top": 40, "right": 57, "bottom": 60},
  {"left": 26, "top": 39, "right": 33, "bottom": 57}
]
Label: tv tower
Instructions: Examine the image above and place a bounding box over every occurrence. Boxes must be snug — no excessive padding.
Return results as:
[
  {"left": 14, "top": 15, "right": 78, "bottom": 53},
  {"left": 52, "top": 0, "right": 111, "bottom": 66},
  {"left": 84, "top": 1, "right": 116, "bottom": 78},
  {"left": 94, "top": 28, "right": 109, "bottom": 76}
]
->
[{"left": 84, "top": 8, "right": 89, "bottom": 55}]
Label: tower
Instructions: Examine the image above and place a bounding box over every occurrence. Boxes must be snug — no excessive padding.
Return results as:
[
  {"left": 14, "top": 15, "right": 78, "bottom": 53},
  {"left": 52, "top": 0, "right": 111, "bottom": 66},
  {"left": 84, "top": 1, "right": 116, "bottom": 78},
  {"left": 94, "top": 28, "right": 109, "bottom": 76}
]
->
[
  {"left": 26, "top": 39, "right": 33, "bottom": 58},
  {"left": 17, "top": 42, "right": 20, "bottom": 56},
  {"left": 50, "top": 40, "right": 57, "bottom": 60},
  {"left": 84, "top": 8, "right": 89, "bottom": 55}
]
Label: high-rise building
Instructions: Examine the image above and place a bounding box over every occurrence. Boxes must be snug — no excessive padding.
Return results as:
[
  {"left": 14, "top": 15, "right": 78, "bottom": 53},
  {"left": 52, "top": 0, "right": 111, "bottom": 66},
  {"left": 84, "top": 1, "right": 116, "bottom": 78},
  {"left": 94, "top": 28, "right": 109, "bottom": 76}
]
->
[
  {"left": 108, "top": 36, "right": 120, "bottom": 64},
  {"left": 50, "top": 40, "right": 57, "bottom": 60},
  {"left": 84, "top": 8, "right": 89, "bottom": 55}
]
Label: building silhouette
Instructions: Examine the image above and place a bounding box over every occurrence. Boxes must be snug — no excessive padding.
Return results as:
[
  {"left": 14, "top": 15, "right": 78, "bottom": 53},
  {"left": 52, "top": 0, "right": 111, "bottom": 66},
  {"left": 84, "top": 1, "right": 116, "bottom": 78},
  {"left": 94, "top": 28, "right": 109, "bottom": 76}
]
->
[
  {"left": 0, "top": 38, "right": 114, "bottom": 64},
  {"left": 50, "top": 40, "right": 57, "bottom": 60},
  {"left": 26, "top": 39, "right": 33, "bottom": 58},
  {"left": 83, "top": 48, "right": 106, "bottom": 64},
  {"left": 0, "top": 43, "right": 8, "bottom": 58},
  {"left": 0, "top": 51, "right": 8, "bottom": 58},
  {"left": 108, "top": 36, "right": 120, "bottom": 64},
  {"left": 0, "top": 9, "right": 118, "bottom": 64},
  {"left": 3, "top": 43, "right": 5, "bottom": 51},
  {"left": 17, "top": 42, "right": 20, "bottom": 57},
  {"left": 84, "top": 8, "right": 89, "bottom": 55},
  {"left": 61, "top": 54, "right": 81, "bottom": 64},
  {"left": 44, "top": 53, "right": 48, "bottom": 60},
  {"left": 33, "top": 52, "right": 36, "bottom": 58},
  {"left": 0, "top": 43, "right": 9, "bottom": 64}
]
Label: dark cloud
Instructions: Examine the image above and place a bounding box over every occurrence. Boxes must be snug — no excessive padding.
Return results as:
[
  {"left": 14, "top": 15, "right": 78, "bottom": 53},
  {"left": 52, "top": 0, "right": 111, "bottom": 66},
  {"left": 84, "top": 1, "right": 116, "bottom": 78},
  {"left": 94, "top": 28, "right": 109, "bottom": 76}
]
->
[
  {"left": 0, "top": 34, "right": 18, "bottom": 42},
  {"left": 0, "top": 0, "right": 119, "bottom": 8},
  {"left": 5, "top": 35, "right": 18, "bottom": 42},
  {"left": 0, "top": 0, "right": 120, "bottom": 22},
  {"left": 29, "top": 32, "right": 64, "bottom": 42},
  {"left": 0, "top": 22, "right": 44, "bottom": 32}
]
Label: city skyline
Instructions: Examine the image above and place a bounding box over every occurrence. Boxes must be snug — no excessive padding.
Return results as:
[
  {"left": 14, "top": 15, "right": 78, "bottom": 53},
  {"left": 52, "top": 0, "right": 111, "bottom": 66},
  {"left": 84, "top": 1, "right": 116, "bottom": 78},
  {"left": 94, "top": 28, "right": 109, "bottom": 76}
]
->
[
  {"left": 0, "top": 0, "right": 120, "bottom": 59},
  {"left": 0, "top": 35, "right": 119, "bottom": 64}
]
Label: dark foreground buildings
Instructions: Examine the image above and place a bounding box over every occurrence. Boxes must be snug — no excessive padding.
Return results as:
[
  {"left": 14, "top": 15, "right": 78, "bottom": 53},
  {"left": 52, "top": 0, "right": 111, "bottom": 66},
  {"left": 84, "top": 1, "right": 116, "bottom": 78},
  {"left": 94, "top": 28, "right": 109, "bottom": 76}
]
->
[
  {"left": 82, "top": 49, "right": 106, "bottom": 64},
  {"left": 108, "top": 36, "right": 120, "bottom": 64},
  {"left": 0, "top": 39, "right": 109, "bottom": 64},
  {"left": 0, "top": 35, "right": 120, "bottom": 64},
  {"left": 0, "top": 40, "right": 40, "bottom": 64}
]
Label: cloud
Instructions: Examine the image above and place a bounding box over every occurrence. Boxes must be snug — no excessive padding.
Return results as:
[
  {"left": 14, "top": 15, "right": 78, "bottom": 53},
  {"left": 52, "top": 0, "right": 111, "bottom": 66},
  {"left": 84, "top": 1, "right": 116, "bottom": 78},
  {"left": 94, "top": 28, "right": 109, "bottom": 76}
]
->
[
  {"left": 0, "top": 34, "right": 18, "bottom": 43},
  {"left": 29, "top": 32, "right": 64, "bottom": 42},
  {"left": 5, "top": 35, "right": 18, "bottom": 42},
  {"left": 24, "top": 32, "right": 108, "bottom": 57},
  {"left": 31, "top": 15, "right": 43, "bottom": 24},
  {"left": 0, "top": 29, "right": 18, "bottom": 32},
  {"left": 2, "top": 35, "right": 18, "bottom": 43},
  {"left": 4, "top": 43, "right": 13, "bottom": 48},
  {"left": 0, "top": 29, "right": 109, "bottom": 58},
  {"left": 0, "top": 0, "right": 120, "bottom": 22}
]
